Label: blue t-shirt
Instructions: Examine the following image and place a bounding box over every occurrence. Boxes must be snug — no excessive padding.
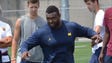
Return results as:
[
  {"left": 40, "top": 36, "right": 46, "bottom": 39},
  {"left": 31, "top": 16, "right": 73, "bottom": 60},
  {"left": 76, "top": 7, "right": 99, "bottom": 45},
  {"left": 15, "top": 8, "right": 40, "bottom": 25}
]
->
[{"left": 20, "top": 20, "right": 96, "bottom": 63}]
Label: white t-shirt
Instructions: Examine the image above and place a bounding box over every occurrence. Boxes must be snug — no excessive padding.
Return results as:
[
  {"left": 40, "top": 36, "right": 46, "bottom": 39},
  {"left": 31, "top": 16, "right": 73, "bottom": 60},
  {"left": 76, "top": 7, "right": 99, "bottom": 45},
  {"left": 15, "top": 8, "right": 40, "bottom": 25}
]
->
[
  {"left": 0, "top": 21, "right": 12, "bottom": 62},
  {"left": 0, "top": 27, "right": 4, "bottom": 39},
  {"left": 92, "top": 10, "right": 105, "bottom": 53}
]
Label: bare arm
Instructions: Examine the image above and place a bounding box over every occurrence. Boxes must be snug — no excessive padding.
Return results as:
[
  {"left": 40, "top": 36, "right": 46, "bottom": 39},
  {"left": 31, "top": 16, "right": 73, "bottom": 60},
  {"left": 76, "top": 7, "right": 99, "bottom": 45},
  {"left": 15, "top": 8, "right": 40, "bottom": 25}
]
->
[
  {"left": 0, "top": 24, "right": 12, "bottom": 48},
  {"left": 94, "top": 25, "right": 101, "bottom": 34},
  {"left": 91, "top": 25, "right": 101, "bottom": 47},
  {"left": 102, "top": 26, "right": 109, "bottom": 54},
  {"left": 11, "top": 18, "right": 21, "bottom": 62},
  {"left": 0, "top": 36, "right": 12, "bottom": 48},
  {"left": 99, "top": 27, "right": 109, "bottom": 63}
]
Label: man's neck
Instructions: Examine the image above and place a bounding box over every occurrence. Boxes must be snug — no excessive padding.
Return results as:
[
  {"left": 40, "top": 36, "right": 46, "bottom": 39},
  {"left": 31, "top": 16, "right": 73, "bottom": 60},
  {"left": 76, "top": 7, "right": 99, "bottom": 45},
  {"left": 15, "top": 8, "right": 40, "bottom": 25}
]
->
[
  {"left": 55, "top": 20, "right": 62, "bottom": 29},
  {"left": 95, "top": 6, "right": 100, "bottom": 14}
]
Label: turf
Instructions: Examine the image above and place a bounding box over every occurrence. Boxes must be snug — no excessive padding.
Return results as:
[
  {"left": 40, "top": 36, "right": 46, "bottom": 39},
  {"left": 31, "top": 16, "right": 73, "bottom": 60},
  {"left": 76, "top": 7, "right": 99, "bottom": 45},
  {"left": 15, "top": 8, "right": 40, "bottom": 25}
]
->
[
  {"left": 75, "top": 42, "right": 92, "bottom": 63},
  {"left": 8, "top": 41, "right": 92, "bottom": 63}
]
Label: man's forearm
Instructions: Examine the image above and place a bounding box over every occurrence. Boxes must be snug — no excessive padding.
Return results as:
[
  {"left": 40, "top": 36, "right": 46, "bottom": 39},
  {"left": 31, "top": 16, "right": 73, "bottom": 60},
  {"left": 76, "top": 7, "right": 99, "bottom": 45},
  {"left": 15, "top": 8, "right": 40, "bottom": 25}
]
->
[
  {"left": 11, "top": 41, "right": 18, "bottom": 61},
  {"left": 0, "top": 42, "right": 11, "bottom": 48},
  {"left": 0, "top": 36, "right": 12, "bottom": 48}
]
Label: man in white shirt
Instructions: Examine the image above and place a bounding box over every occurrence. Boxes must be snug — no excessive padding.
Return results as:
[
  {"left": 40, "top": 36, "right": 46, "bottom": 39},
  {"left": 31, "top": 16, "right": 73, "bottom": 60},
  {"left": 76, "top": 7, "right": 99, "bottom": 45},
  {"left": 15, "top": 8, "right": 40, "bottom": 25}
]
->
[
  {"left": 84, "top": 0, "right": 105, "bottom": 63},
  {"left": 0, "top": 5, "right": 12, "bottom": 63}
]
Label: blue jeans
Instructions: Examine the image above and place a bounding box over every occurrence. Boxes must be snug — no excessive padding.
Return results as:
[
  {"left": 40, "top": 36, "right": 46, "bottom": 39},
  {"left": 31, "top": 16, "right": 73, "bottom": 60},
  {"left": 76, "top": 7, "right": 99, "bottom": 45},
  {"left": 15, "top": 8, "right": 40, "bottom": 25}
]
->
[
  {"left": 89, "top": 47, "right": 102, "bottom": 63},
  {"left": 104, "top": 55, "right": 112, "bottom": 63},
  {"left": 89, "top": 54, "right": 99, "bottom": 63}
]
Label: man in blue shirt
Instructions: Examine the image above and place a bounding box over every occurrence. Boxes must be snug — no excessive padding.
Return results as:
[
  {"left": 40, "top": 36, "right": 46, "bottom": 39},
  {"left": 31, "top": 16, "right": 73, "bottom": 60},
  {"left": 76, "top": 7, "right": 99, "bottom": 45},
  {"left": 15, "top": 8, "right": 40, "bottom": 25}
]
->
[{"left": 20, "top": 5, "right": 101, "bottom": 63}]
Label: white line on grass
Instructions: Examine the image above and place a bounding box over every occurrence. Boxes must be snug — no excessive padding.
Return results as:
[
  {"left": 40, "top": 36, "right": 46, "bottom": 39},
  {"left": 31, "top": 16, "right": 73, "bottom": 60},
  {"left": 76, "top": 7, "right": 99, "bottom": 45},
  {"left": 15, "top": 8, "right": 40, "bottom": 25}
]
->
[{"left": 75, "top": 45, "right": 86, "bottom": 48}]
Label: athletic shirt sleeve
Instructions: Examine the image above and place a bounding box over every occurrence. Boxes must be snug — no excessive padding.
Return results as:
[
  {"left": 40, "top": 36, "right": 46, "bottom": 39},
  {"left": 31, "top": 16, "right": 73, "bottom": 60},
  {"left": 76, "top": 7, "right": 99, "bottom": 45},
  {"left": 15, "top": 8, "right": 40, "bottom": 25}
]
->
[
  {"left": 4, "top": 24, "right": 12, "bottom": 37},
  {"left": 20, "top": 29, "right": 41, "bottom": 53},
  {"left": 72, "top": 22, "right": 96, "bottom": 38},
  {"left": 94, "top": 10, "right": 105, "bottom": 27}
]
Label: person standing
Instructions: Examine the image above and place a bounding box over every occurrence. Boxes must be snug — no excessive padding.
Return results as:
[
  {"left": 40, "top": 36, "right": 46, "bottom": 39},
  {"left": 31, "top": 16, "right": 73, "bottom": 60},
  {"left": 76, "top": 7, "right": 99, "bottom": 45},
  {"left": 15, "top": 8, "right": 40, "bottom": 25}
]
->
[
  {"left": 0, "top": 5, "right": 12, "bottom": 63},
  {"left": 20, "top": 5, "right": 102, "bottom": 63},
  {"left": 99, "top": 7, "right": 112, "bottom": 63},
  {"left": 11, "top": 0, "right": 45, "bottom": 63},
  {"left": 84, "top": 0, "right": 105, "bottom": 63}
]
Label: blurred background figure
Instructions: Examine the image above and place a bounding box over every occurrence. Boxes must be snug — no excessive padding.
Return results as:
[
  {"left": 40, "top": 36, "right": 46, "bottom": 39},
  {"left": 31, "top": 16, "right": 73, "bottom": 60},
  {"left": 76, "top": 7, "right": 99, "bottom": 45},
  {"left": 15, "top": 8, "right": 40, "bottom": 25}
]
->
[
  {"left": 84, "top": 0, "right": 105, "bottom": 63},
  {"left": 0, "top": 5, "right": 12, "bottom": 63},
  {"left": 11, "top": 0, "right": 46, "bottom": 63}
]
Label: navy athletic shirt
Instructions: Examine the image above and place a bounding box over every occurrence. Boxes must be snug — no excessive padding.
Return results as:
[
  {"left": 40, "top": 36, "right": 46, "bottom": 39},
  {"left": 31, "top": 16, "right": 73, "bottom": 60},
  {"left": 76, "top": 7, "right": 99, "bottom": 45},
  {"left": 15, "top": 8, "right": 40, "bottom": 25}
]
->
[{"left": 20, "top": 20, "right": 96, "bottom": 63}]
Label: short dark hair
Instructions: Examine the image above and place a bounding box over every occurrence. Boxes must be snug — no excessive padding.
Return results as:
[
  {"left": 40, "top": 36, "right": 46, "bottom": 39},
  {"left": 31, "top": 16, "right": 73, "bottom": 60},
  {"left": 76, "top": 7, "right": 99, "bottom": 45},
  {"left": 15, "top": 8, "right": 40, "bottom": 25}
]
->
[
  {"left": 27, "top": 0, "right": 39, "bottom": 4},
  {"left": 46, "top": 5, "right": 60, "bottom": 15},
  {"left": 84, "top": 0, "right": 99, "bottom": 4}
]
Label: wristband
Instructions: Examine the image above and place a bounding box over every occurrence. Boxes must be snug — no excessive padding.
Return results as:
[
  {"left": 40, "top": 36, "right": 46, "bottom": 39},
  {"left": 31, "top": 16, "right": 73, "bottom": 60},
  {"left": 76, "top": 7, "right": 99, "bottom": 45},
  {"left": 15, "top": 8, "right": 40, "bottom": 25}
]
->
[{"left": 11, "top": 58, "right": 16, "bottom": 61}]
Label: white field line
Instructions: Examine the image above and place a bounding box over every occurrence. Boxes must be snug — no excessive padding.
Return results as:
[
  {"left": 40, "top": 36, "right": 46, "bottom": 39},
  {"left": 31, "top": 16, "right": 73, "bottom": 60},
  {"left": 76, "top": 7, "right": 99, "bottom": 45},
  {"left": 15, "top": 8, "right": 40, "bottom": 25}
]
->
[{"left": 75, "top": 45, "right": 86, "bottom": 48}]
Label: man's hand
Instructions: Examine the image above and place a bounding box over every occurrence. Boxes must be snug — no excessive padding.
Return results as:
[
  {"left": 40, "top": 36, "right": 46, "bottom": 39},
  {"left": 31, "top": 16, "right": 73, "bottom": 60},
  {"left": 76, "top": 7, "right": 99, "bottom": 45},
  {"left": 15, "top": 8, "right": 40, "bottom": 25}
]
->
[
  {"left": 91, "top": 34, "right": 102, "bottom": 44},
  {"left": 91, "top": 40, "right": 97, "bottom": 47},
  {"left": 99, "top": 52, "right": 104, "bottom": 63},
  {"left": 21, "top": 51, "right": 30, "bottom": 60},
  {"left": 0, "top": 36, "right": 12, "bottom": 48},
  {"left": 11, "top": 58, "right": 16, "bottom": 63}
]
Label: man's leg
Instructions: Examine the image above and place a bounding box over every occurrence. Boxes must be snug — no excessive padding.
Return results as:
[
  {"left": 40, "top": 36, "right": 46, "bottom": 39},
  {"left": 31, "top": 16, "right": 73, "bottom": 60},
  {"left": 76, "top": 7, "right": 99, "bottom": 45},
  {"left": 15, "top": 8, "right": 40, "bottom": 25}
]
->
[
  {"left": 89, "top": 54, "right": 96, "bottom": 63},
  {"left": 104, "top": 55, "right": 112, "bottom": 63}
]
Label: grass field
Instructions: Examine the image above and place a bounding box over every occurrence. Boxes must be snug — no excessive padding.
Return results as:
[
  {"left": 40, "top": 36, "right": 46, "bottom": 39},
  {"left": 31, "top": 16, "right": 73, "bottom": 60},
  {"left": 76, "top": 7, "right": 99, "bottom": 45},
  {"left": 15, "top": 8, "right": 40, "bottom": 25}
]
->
[
  {"left": 8, "top": 41, "right": 92, "bottom": 63},
  {"left": 75, "top": 42, "right": 92, "bottom": 63}
]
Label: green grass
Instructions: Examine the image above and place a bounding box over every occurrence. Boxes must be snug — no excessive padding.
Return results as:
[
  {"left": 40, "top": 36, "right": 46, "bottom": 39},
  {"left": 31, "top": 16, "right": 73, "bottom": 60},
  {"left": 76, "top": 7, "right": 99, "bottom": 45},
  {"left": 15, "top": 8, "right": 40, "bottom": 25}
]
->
[
  {"left": 8, "top": 47, "right": 11, "bottom": 56},
  {"left": 75, "top": 42, "right": 92, "bottom": 63},
  {"left": 8, "top": 41, "right": 92, "bottom": 63}
]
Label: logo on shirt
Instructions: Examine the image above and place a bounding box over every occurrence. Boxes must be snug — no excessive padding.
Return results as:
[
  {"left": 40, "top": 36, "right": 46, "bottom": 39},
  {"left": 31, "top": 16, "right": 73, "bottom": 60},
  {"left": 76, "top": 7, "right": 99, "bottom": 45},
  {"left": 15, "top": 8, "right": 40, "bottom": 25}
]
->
[
  {"left": 2, "top": 27, "right": 5, "bottom": 31},
  {"left": 48, "top": 37, "right": 51, "bottom": 41},
  {"left": 0, "top": 27, "right": 5, "bottom": 31},
  {"left": 68, "top": 32, "right": 72, "bottom": 37}
]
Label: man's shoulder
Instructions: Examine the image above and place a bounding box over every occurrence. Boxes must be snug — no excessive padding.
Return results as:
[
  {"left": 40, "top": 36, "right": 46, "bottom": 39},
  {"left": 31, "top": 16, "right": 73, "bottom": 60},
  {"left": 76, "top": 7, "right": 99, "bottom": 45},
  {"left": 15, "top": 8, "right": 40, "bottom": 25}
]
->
[
  {"left": 63, "top": 20, "right": 77, "bottom": 26},
  {"left": 0, "top": 21, "right": 9, "bottom": 26},
  {"left": 62, "top": 20, "right": 79, "bottom": 29},
  {"left": 36, "top": 16, "right": 46, "bottom": 23},
  {"left": 99, "top": 9, "right": 104, "bottom": 12},
  {"left": 18, "top": 15, "right": 26, "bottom": 23},
  {"left": 96, "top": 9, "right": 104, "bottom": 16},
  {"left": 36, "top": 24, "right": 49, "bottom": 35},
  {"left": 105, "top": 7, "right": 112, "bottom": 15},
  {"left": 39, "top": 24, "right": 48, "bottom": 30},
  {"left": 19, "top": 15, "right": 27, "bottom": 20},
  {"left": 106, "top": 7, "right": 112, "bottom": 11}
]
